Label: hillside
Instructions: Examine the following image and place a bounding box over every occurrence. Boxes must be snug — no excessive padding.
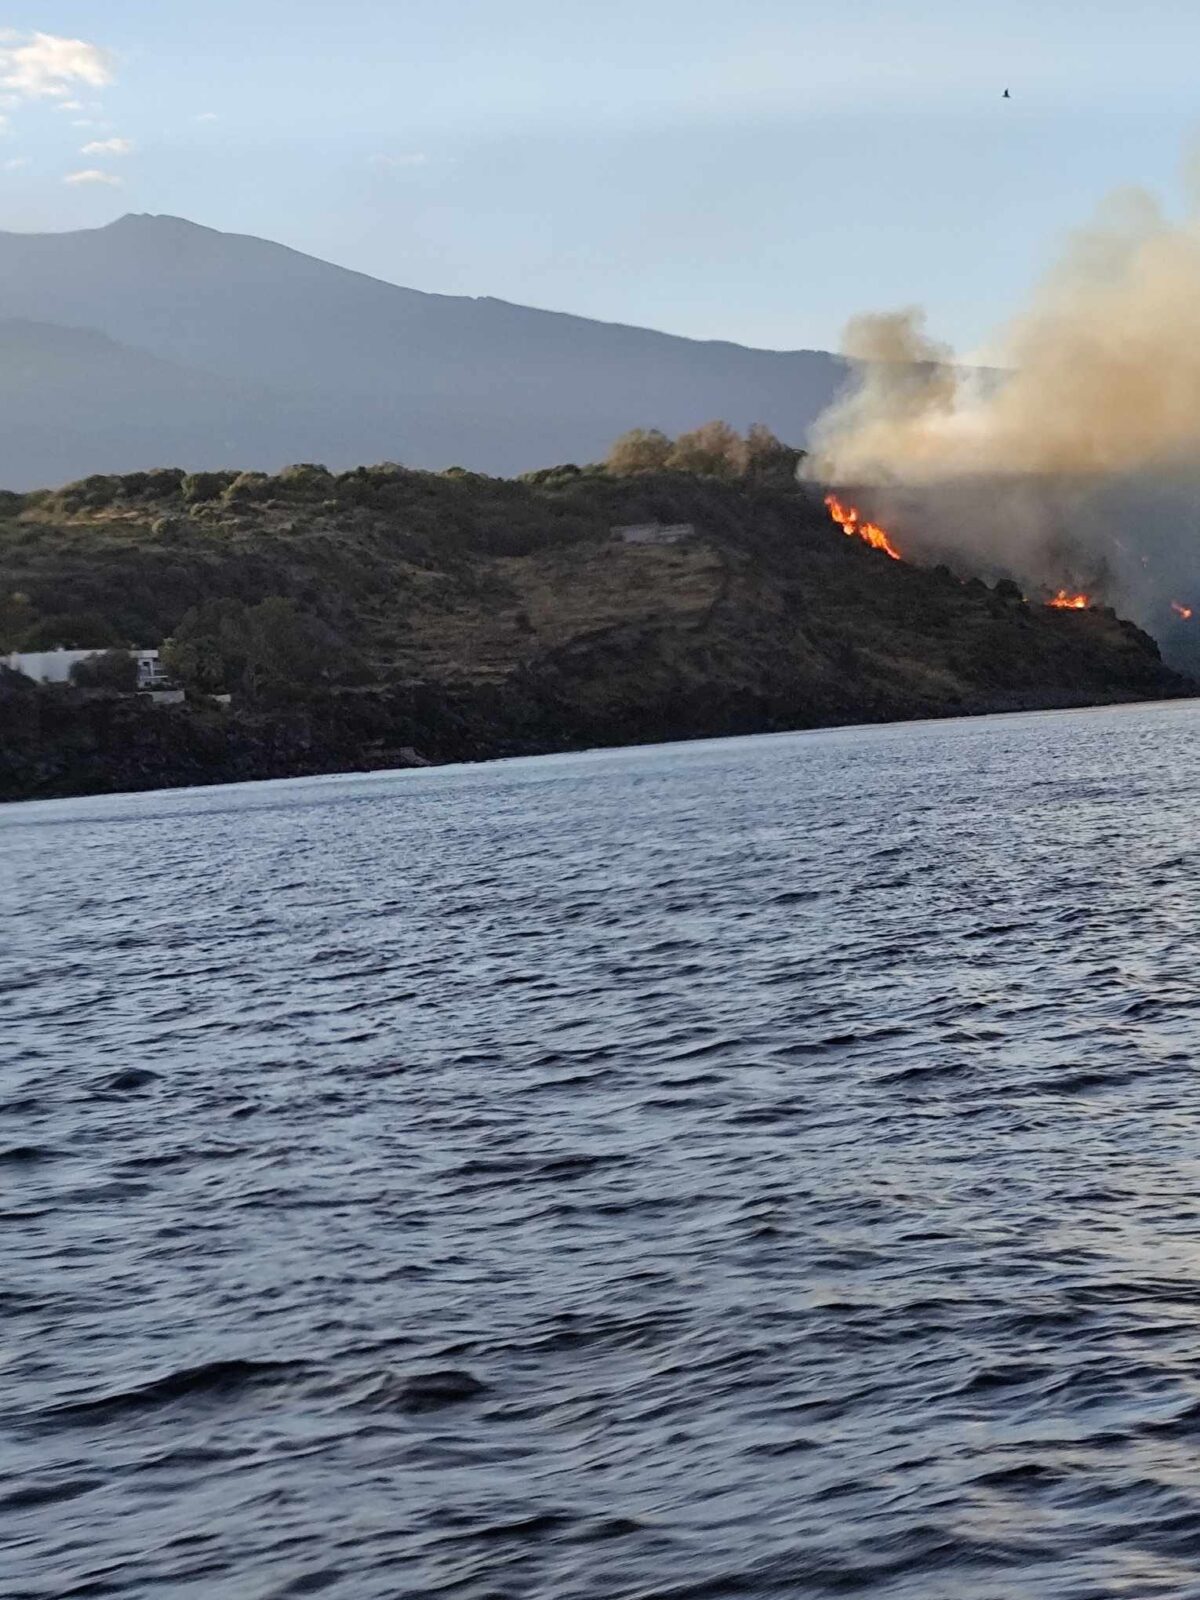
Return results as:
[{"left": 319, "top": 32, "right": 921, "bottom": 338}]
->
[
  {"left": 0, "top": 458, "right": 1189, "bottom": 800},
  {"left": 0, "top": 215, "right": 848, "bottom": 486}
]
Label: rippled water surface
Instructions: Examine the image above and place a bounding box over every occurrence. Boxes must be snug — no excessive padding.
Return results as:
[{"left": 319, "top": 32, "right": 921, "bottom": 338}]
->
[{"left": 7, "top": 703, "right": 1200, "bottom": 1599}]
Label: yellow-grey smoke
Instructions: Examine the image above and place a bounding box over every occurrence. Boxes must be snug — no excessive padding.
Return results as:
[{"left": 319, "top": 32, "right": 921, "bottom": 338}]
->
[
  {"left": 803, "top": 181, "right": 1200, "bottom": 666},
  {"left": 809, "top": 187, "right": 1200, "bottom": 484}
]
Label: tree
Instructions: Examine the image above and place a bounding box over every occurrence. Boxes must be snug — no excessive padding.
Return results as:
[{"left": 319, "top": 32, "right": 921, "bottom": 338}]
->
[
  {"left": 161, "top": 598, "right": 253, "bottom": 694},
  {"left": 162, "top": 595, "right": 339, "bottom": 700},
  {"left": 245, "top": 596, "right": 334, "bottom": 698},
  {"left": 742, "top": 423, "right": 803, "bottom": 483},
  {"left": 18, "top": 612, "right": 123, "bottom": 650},
  {"left": 606, "top": 428, "right": 673, "bottom": 475},
  {"left": 222, "top": 471, "right": 272, "bottom": 508},
  {"left": 180, "top": 471, "right": 233, "bottom": 505},
  {"left": 0, "top": 590, "right": 36, "bottom": 651},
  {"left": 664, "top": 420, "right": 748, "bottom": 478},
  {"left": 69, "top": 649, "right": 138, "bottom": 692}
]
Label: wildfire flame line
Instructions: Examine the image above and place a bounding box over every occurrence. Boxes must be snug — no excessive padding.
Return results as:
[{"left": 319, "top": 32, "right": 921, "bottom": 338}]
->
[
  {"left": 820, "top": 499, "right": 1196, "bottom": 623},
  {"left": 824, "top": 493, "right": 902, "bottom": 561}
]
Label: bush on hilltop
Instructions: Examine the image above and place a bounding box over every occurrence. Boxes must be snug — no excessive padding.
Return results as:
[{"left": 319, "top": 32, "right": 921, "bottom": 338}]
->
[{"left": 606, "top": 421, "right": 802, "bottom": 483}]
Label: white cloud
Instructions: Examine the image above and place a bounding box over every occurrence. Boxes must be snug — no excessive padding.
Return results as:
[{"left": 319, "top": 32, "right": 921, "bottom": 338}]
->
[
  {"left": 63, "top": 167, "right": 121, "bottom": 187},
  {"left": 81, "top": 136, "right": 132, "bottom": 156},
  {"left": 4, "top": 155, "right": 28, "bottom": 170},
  {"left": 195, "top": 111, "right": 218, "bottom": 123},
  {"left": 0, "top": 33, "right": 114, "bottom": 101},
  {"left": 371, "top": 152, "right": 430, "bottom": 170}
]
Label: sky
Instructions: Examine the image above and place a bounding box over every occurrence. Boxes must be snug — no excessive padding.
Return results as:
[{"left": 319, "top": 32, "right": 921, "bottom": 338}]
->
[{"left": 2, "top": 2, "right": 1200, "bottom": 355}]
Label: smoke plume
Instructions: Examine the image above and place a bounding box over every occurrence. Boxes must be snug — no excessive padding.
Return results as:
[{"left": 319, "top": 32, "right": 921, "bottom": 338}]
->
[{"left": 805, "top": 183, "right": 1200, "bottom": 663}]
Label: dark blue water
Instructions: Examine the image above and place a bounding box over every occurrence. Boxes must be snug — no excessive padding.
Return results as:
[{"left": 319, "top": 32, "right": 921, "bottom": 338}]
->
[{"left": 6, "top": 703, "right": 1200, "bottom": 1599}]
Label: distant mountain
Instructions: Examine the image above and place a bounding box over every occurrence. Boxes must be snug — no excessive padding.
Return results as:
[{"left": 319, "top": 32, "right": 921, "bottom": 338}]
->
[
  {"left": 0, "top": 319, "right": 293, "bottom": 488},
  {"left": 0, "top": 214, "right": 849, "bottom": 487}
]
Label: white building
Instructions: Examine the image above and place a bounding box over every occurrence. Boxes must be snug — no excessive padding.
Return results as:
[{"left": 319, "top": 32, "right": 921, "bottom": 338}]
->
[
  {"left": 6, "top": 646, "right": 171, "bottom": 691},
  {"left": 133, "top": 650, "right": 171, "bottom": 690},
  {"left": 612, "top": 522, "right": 696, "bottom": 546}
]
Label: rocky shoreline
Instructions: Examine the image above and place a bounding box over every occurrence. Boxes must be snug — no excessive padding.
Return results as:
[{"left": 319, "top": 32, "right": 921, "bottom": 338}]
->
[{"left": 3, "top": 668, "right": 1194, "bottom": 804}]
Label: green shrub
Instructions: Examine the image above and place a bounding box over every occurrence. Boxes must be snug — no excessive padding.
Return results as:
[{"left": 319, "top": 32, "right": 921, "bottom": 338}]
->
[
  {"left": 56, "top": 474, "right": 124, "bottom": 513},
  {"left": 181, "top": 471, "right": 234, "bottom": 505},
  {"left": 141, "top": 468, "right": 186, "bottom": 499},
  {"left": 606, "top": 430, "right": 673, "bottom": 475},
  {"left": 69, "top": 649, "right": 138, "bottom": 692},
  {"left": 19, "top": 612, "right": 124, "bottom": 649},
  {"left": 223, "top": 471, "right": 272, "bottom": 508},
  {"left": 276, "top": 464, "right": 334, "bottom": 497}
]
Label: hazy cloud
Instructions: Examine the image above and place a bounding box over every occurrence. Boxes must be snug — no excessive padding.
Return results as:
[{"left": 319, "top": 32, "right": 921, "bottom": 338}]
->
[
  {"left": 81, "top": 136, "right": 132, "bottom": 156},
  {"left": 0, "top": 33, "right": 114, "bottom": 101},
  {"left": 195, "top": 111, "right": 219, "bottom": 122},
  {"left": 63, "top": 167, "right": 121, "bottom": 187},
  {"left": 4, "top": 155, "right": 28, "bottom": 169},
  {"left": 371, "top": 152, "right": 430, "bottom": 169}
]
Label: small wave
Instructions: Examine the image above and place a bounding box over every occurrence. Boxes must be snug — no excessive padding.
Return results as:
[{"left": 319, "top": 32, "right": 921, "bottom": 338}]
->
[
  {"left": 878, "top": 1059, "right": 963, "bottom": 1086},
  {"left": 450, "top": 1152, "right": 623, "bottom": 1182},
  {"left": 0, "top": 1144, "right": 57, "bottom": 1164},
  {"left": 271, "top": 1568, "right": 343, "bottom": 1596},
  {"left": 47, "top": 1358, "right": 302, "bottom": 1421},
  {"left": 955, "top": 1361, "right": 1050, "bottom": 1396},
  {"left": 744, "top": 1436, "right": 820, "bottom": 1458},
  {"left": 0, "top": 1475, "right": 102, "bottom": 1512},
  {"left": 1037, "top": 1067, "right": 1140, "bottom": 1095},
  {"left": 1141, "top": 1397, "right": 1200, "bottom": 1437},
  {"left": 92, "top": 1067, "right": 161, "bottom": 1095},
  {"left": 363, "top": 1369, "right": 489, "bottom": 1413},
  {"left": 972, "top": 1460, "right": 1063, "bottom": 1488}
]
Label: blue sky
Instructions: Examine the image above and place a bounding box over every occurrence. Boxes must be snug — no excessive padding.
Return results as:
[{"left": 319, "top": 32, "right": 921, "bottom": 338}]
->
[{"left": 2, "top": 2, "right": 1199, "bottom": 353}]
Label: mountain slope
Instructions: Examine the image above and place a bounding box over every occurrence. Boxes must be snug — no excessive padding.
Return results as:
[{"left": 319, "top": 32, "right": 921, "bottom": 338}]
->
[
  {"left": 0, "top": 215, "right": 849, "bottom": 483},
  {"left": 0, "top": 319, "right": 309, "bottom": 487}
]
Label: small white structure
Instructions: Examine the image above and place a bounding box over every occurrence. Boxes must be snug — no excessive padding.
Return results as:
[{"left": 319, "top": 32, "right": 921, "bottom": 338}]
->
[
  {"left": 6, "top": 647, "right": 100, "bottom": 684},
  {"left": 133, "top": 650, "right": 171, "bottom": 690},
  {"left": 612, "top": 522, "right": 696, "bottom": 547},
  {"left": 6, "top": 646, "right": 171, "bottom": 691}
]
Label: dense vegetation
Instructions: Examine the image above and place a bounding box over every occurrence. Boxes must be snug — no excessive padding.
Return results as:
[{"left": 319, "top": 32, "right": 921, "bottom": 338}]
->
[{"left": 1, "top": 432, "right": 1190, "bottom": 800}]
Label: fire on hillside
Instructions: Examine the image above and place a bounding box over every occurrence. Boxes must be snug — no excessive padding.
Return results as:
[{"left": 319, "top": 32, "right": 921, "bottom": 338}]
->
[{"left": 823, "top": 495, "right": 1111, "bottom": 614}]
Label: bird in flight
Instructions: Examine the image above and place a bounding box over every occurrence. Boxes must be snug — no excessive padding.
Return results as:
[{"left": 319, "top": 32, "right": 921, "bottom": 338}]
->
[{"left": 1002, "top": 88, "right": 1011, "bottom": 98}]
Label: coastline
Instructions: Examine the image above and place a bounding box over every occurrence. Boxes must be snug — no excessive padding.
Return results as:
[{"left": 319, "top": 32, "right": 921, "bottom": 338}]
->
[{"left": 3, "top": 681, "right": 1195, "bottom": 805}]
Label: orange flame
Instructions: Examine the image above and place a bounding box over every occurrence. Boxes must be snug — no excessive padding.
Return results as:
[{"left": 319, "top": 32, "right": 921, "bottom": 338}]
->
[
  {"left": 1171, "top": 600, "right": 1194, "bottom": 620},
  {"left": 824, "top": 493, "right": 902, "bottom": 561},
  {"left": 1047, "top": 589, "right": 1090, "bottom": 610}
]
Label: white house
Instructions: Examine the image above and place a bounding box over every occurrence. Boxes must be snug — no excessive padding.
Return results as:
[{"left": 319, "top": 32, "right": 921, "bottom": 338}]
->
[
  {"left": 133, "top": 650, "right": 171, "bottom": 690},
  {"left": 612, "top": 522, "right": 696, "bottom": 546},
  {"left": 6, "top": 646, "right": 172, "bottom": 691}
]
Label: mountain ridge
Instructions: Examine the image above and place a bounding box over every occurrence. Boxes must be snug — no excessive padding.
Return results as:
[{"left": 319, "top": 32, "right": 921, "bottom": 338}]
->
[
  {"left": 0, "top": 213, "right": 849, "bottom": 485},
  {"left": 3, "top": 212, "right": 838, "bottom": 356}
]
